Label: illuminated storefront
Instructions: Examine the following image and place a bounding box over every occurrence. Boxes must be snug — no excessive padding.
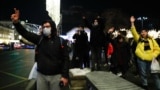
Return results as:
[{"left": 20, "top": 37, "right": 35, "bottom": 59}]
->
[{"left": 0, "top": 26, "right": 17, "bottom": 44}]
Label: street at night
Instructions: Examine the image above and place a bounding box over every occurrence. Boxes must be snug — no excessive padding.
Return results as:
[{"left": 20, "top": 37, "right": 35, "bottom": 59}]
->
[
  {"left": 0, "top": 0, "right": 160, "bottom": 90},
  {"left": 0, "top": 49, "right": 158, "bottom": 90},
  {"left": 0, "top": 49, "right": 35, "bottom": 90}
]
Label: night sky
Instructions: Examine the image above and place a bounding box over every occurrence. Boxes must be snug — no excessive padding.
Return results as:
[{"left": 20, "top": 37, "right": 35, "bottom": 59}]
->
[{"left": 0, "top": 0, "right": 159, "bottom": 26}]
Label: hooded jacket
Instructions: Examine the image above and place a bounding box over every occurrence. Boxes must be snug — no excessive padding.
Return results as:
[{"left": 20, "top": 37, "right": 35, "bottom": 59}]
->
[
  {"left": 130, "top": 26, "right": 160, "bottom": 61},
  {"left": 13, "top": 22, "right": 69, "bottom": 78}
]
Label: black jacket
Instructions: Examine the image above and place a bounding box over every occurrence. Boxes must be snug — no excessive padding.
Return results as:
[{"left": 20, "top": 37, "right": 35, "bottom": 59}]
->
[
  {"left": 82, "top": 18, "right": 105, "bottom": 48},
  {"left": 13, "top": 22, "right": 69, "bottom": 78}
]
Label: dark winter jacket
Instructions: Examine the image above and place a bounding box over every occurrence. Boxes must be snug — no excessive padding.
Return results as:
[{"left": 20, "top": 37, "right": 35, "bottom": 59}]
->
[
  {"left": 82, "top": 18, "right": 105, "bottom": 48},
  {"left": 13, "top": 22, "right": 70, "bottom": 78}
]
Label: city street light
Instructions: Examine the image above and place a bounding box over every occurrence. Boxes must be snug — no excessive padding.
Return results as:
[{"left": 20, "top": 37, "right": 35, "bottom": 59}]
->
[
  {"left": 137, "top": 16, "right": 148, "bottom": 29},
  {"left": 18, "top": 35, "right": 22, "bottom": 40}
]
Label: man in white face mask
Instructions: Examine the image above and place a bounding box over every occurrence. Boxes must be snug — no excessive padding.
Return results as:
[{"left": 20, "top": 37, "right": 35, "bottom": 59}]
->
[
  {"left": 42, "top": 22, "right": 52, "bottom": 37},
  {"left": 43, "top": 27, "right": 51, "bottom": 36},
  {"left": 11, "top": 8, "right": 70, "bottom": 90}
]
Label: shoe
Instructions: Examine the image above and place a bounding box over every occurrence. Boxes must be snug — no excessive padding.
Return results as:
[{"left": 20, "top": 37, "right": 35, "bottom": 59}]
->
[
  {"left": 117, "top": 72, "right": 122, "bottom": 77},
  {"left": 120, "top": 75, "right": 126, "bottom": 79},
  {"left": 80, "top": 67, "right": 83, "bottom": 69},
  {"left": 104, "top": 63, "right": 108, "bottom": 67},
  {"left": 134, "top": 75, "right": 139, "bottom": 78},
  {"left": 142, "top": 85, "right": 148, "bottom": 90},
  {"left": 91, "top": 67, "right": 95, "bottom": 71}
]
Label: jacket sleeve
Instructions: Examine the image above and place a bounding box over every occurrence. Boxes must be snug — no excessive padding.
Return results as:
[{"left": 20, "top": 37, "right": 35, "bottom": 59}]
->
[
  {"left": 130, "top": 26, "right": 140, "bottom": 42},
  {"left": 61, "top": 39, "right": 70, "bottom": 79},
  {"left": 13, "top": 22, "right": 40, "bottom": 45}
]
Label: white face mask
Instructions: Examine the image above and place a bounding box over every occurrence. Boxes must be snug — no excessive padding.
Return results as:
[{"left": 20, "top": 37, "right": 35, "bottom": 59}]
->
[{"left": 43, "top": 27, "right": 51, "bottom": 36}]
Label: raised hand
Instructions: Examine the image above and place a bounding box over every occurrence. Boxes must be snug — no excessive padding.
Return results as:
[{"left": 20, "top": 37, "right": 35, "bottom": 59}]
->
[
  {"left": 130, "top": 16, "right": 135, "bottom": 23},
  {"left": 11, "top": 8, "right": 20, "bottom": 23},
  {"left": 130, "top": 16, "right": 135, "bottom": 27}
]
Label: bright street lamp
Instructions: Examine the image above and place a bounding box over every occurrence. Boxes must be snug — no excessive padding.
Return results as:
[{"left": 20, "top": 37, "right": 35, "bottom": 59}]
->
[{"left": 137, "top": 16, "right": 148, "bottom": 29}]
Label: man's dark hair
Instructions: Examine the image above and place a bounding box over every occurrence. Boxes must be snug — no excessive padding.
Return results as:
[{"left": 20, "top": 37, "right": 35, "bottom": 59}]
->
[
  {"left": 78, "top": 24, "right": 85, "bottom": 29},
  {"left": 41, "top": 20, "right": 57, "bottom": 36},
  {"left": 140, "top": 27, "right": 149, "bottom": 32}
]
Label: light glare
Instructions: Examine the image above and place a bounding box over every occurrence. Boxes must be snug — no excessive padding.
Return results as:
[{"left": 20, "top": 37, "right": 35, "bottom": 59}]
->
[{"left": 46, "top": 0, "right": 60, "bottom": 26}]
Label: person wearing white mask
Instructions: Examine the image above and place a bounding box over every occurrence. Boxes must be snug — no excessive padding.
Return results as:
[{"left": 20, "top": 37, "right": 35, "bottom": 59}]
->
[{"left": 11, "top": 8, "right": 70, "bottom": 90}]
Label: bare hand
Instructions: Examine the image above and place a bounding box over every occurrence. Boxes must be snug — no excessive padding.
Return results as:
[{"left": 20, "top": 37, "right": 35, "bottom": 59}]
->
[
  {"left": 11, "top": 8, "right": 20, "bottom": 23},
  {"left": 60, "top": 77, "right": 68, "bottom": 86},
  {"left": 130, "top": 16, "right": 135, "bottom": 23}
]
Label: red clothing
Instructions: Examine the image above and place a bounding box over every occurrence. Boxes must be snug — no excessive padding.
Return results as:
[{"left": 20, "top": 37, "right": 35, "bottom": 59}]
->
[{"left": 107, "top": 43, "right": 114, "bottom": 57}]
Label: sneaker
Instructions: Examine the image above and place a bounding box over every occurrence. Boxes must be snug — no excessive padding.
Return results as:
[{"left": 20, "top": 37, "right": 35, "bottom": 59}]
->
[
  {"left": 104, "top": 63, "right": 108, "bottom": 67},
  {"left": 117, "top": 72, "right": 122, "bottom": 77}
]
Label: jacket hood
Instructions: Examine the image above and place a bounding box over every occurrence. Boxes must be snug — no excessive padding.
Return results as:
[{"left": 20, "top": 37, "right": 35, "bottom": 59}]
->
[{"left": 41, "top": 20, "right": 57, "bottom": 37}]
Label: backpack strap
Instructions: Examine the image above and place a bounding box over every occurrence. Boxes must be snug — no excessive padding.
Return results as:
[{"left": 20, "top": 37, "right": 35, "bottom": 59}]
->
[
  {"left": 35, "top": 36, "right": 43, "bottom": 62},
  {"left": 38, "top": 36, "right": 43, "bottom": 45},
  {"left": 59, "top": 37, "right": 64, "bottom": 48}
]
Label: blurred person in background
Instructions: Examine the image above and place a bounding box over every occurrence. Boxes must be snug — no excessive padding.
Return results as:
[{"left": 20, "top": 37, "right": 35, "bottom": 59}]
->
[
  {"left": 72, "top": 25, "right": 90, "bottom": 69},
  {"left": 82, "top": 16, "right": 106, "bottom": 71}
]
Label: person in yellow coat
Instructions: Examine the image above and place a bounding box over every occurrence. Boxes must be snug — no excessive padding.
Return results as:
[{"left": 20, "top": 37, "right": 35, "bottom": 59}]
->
[{"left": 130, "top": 16, "right": 160, "bottom": 90}]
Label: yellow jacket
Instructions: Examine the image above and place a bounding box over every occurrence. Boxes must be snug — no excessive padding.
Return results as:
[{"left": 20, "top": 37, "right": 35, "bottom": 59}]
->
[{"left": 131, "top": 26, "right": 160, "bottom": 61}]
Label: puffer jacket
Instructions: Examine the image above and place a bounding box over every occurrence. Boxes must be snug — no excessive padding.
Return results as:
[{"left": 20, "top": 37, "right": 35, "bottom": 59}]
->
[{"left": 130, "top": 26, "right": 160, "bottom": 61}]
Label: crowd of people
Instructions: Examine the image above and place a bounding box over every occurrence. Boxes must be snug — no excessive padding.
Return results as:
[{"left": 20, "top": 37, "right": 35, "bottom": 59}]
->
[
  {"left": 66, "top": 15, "right": 160, "bottom": 90},
  {"left": 11, "top": 8, "right": 160, "bottom": 90}
]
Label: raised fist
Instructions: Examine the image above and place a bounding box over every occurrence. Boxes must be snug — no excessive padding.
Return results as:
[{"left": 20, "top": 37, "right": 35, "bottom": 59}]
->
[{"left": 11, "top": 8, "right": 20, "bottom": 23}]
